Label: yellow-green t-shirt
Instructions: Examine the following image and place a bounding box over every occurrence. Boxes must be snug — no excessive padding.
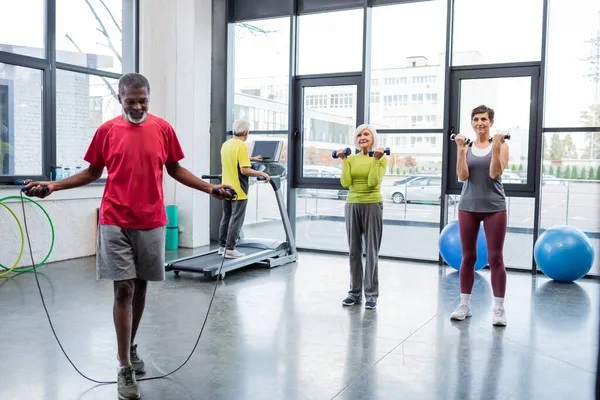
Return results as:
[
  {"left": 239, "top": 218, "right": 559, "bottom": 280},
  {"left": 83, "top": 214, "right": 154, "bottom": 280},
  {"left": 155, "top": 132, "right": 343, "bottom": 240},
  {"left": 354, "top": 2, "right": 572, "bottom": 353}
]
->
[
  {"left": 340, "top": 153, "right": 387, "bottom": 204},
  {"left": 221, "top": 138, "right": 251, "bottom": 200}
]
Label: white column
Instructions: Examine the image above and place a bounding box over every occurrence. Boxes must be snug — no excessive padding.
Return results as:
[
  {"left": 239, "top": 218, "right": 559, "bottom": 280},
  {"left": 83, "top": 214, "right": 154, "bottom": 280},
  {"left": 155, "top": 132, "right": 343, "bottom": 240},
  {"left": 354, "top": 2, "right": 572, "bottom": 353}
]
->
[{"left": 140, "top": 0, "right": 212, "bottom": 248}]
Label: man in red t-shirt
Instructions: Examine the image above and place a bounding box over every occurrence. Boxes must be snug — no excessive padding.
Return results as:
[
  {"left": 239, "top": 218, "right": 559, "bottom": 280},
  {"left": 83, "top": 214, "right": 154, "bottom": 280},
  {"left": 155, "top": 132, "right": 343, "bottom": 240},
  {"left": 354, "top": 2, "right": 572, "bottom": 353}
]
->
[{"left": 25, "top": 73, "right": 233, "bottom": 400}]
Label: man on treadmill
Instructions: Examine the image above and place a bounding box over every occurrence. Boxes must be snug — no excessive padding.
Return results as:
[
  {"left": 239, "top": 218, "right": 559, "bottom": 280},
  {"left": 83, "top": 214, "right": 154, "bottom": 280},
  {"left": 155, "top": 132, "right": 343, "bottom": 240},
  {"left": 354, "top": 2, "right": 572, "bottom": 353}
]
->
[{"left": 219, "top": 119, "right": 270, "bottom": 258}]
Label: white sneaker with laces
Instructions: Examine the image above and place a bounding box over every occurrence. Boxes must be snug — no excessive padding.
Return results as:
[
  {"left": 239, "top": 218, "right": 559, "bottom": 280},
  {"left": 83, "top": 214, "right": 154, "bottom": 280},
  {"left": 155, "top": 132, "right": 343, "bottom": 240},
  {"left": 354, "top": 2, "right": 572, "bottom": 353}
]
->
[
  {"left": 117, "top": 365, "right": 140, "bottom": 399},
  {"left": 451, "top": 303, "right": 472, "bottom": 321},
  {"left": 218, "top": 247, "right": 225, "bottom": 255},
  {"left": 225, "top": 249, "right": 246, "bottom": 259},
  {"left": 493, "top": 307, "right": 507, "bottom": 326}
]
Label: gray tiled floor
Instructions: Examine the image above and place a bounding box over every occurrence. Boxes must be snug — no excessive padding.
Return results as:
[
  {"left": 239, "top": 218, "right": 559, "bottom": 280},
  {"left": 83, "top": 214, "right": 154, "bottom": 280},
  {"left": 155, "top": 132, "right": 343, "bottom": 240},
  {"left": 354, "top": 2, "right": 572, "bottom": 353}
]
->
[{"left": 0, "top": 251, "right": 598, "bottom": 399}]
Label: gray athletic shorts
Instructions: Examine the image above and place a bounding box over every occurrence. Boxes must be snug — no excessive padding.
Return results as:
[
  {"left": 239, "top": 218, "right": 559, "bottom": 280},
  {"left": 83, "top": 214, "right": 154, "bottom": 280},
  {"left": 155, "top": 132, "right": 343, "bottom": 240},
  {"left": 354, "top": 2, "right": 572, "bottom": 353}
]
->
[{"left": 96, "top": 224, "right": 166, "bottom": 281}]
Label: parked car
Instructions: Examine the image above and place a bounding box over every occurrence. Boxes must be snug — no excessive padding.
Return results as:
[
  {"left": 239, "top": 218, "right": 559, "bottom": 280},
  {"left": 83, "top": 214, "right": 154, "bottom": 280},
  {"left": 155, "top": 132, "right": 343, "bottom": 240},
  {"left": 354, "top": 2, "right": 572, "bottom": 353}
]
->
[
  {"left": 387, "top": 176, "right": 457, "bottom": 204},
  {"left": 299, "top": 165, "right": 347, "bottom": 200}
]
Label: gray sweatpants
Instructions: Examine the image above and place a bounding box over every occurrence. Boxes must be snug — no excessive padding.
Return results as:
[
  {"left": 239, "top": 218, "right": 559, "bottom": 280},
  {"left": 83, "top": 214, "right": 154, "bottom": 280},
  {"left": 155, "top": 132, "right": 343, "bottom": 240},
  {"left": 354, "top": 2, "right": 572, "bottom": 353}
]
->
[
  {"left": 345, "top": 202, "right": 383, "bottom": 303},
  {"left": 219, "top": 199, "right": 248, "bottom": 250}
]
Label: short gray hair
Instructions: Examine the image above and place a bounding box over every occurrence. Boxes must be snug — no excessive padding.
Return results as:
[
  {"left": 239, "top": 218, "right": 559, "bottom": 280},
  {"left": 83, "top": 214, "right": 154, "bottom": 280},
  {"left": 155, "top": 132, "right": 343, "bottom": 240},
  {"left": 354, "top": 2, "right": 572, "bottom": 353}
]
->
[
  {"left": 232, "top": 119, "right": 250, "bottom": 136},
  {"left": 354, "top": 124, "right": 378, "bottom": 150},
  {"left": 118, "top": 73, "right": 150, "bottom": 97}
]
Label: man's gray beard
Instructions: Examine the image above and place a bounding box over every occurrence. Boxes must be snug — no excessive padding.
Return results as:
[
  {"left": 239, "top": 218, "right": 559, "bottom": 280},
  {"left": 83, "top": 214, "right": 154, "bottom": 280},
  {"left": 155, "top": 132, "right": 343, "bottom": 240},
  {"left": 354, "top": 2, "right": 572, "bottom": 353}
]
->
[{"left": 123, "top": 111, "right": 148, "bottom": 125}]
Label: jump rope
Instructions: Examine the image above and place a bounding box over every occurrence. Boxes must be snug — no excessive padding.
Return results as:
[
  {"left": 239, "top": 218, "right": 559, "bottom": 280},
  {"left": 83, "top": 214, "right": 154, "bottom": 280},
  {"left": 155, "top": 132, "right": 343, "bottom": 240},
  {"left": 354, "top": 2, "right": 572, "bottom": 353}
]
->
[{"left": 1, "top": 184, "right": 236, "bottom": 386}]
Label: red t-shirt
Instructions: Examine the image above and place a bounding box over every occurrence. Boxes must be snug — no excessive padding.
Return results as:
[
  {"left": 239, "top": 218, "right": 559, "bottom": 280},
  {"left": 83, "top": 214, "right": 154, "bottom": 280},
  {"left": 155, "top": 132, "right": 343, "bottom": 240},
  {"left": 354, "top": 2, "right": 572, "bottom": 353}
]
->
[{"left": 84, "top": 114, "right": 185, "bottom": 229}]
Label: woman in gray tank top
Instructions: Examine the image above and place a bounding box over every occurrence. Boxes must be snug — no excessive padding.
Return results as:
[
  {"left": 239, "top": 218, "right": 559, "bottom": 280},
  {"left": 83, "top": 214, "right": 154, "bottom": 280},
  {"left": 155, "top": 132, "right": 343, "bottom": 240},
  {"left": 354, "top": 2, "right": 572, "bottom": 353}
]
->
[{"left": 450, "top": 105, "right": 509, "bottom": 327}]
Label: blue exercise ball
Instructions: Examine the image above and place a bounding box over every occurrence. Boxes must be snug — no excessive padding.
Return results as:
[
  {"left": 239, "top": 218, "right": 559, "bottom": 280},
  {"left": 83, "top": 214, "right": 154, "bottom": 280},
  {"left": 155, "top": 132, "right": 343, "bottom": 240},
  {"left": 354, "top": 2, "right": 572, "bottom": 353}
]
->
[
  {"left": 439, "top": 220, "right": 488, "bottom": 271},
  {"left": 534, "top": 225, "right": 595, "bottom": 282}
]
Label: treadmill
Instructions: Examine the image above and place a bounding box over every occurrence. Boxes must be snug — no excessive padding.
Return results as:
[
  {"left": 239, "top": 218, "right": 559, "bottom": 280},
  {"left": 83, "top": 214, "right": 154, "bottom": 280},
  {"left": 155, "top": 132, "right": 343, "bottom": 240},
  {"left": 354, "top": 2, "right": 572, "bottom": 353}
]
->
[{"left": 164, "top": 140, "right": 297, "bottom": 279}]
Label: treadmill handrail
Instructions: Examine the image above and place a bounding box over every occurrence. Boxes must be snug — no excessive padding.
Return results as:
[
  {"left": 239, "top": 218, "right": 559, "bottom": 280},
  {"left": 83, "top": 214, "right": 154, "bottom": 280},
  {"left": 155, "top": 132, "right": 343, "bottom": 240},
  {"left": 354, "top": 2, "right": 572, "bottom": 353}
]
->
[{"left": 202, "top": 174, "right": 222, "bottom": 181}]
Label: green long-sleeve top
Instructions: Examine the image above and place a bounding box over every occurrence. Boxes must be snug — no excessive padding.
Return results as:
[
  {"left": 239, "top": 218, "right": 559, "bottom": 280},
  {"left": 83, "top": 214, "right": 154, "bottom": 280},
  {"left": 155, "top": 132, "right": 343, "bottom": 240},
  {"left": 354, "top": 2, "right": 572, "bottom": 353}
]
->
[{"left": 340, "top": 153, "right": 387, "bottom": 203}]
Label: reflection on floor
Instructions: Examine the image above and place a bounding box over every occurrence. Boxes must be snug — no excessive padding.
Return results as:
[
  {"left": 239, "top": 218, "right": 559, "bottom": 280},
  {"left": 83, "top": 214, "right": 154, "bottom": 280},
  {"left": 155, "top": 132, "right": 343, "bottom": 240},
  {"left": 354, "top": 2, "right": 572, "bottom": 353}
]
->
[
  {"left": 0, "top": 251, "right": 598, "bottom": 399},
  {"left": 243, "top": 220, "right": 600, "bottom": 275}
]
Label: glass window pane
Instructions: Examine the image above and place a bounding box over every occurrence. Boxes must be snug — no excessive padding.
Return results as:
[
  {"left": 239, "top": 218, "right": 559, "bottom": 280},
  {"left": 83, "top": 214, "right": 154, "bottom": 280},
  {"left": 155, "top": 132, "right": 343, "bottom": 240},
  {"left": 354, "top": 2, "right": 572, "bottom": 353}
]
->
[
  {"left": 295, "top": 132, "right": 443, "bottom": 259},
  {"left": 544, "top": 0, "right": 600, "bottom": 128},
  {"left": 297, "top": 9, "right": 363, "bottom": 75},
  {"left": 56, "top": 70, "right": 120, "bottom": 178},
  {"left": 234, "top": 18, "right": 290, "bottom": 130},
  {"left": 541, "top": 131, "right": 600, "bottom": 275},
  {"left": 240, "top": 133, "right": 289, "bottom": 243},
  {"left": 452, "top": 0, "right": 543, "bottom": 66},
  {"left": 0, "top": 63, "right": 43, "bottom": 176},
  {"left": 457, "top": 77, "right": 532, "bottom": 185},
  {"left": 0, "top": 0, "right": 45, "bottom": 59},
  {"left": 56, "top": 0, "right": 134, "bottom": 73},
  {"left": 301, "top": 85, "right": 357, "bottom": 175},
  {"left": 370, "top": 1, "right": 446, "bottom": 129}
]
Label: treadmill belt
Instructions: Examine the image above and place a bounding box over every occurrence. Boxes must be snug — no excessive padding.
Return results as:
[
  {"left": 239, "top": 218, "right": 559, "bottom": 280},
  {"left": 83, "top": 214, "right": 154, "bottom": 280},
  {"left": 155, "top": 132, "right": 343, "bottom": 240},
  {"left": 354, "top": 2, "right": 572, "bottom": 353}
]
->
[{"left": 171, "top": 247, "right": 266, "bottom": 269}]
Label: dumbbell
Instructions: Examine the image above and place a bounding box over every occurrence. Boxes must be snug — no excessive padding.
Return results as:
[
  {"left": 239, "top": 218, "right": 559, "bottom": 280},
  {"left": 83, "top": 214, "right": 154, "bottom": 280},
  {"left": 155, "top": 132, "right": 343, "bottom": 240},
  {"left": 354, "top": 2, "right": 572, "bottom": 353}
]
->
[
  {"left": 332, "top": 148, "right": 352, "bottom": 159},
  {"left": 212, "top": 187, "right": 237, "bottom": 199},
  {"left": 450, "top": 133, "right": 510, "bottom": 147},
  {"left": 368, "top": 147, "right": 391, "bottom": 157}
]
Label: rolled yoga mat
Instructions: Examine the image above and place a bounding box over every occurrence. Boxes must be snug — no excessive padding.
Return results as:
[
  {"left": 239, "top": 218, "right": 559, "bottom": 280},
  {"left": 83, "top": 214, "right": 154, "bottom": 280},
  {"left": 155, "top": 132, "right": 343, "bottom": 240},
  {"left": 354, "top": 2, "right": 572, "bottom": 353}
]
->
[{"left": 165, "top": 205, "right": 179, "bottom": 250}]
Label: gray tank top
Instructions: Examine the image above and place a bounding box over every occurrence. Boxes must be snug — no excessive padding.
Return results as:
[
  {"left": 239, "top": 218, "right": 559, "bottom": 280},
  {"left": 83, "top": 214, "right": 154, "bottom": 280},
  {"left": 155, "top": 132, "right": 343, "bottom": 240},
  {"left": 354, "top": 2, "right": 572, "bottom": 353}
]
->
[{"left": 458, "top": 144, "right": 506, "bottom": 213}]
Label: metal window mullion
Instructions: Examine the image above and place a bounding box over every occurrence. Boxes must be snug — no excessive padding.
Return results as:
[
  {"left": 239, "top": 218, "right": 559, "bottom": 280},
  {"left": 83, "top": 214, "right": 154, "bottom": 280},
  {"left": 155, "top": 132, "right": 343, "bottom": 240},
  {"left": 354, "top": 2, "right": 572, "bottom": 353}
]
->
[
  {"left": 532, "top": 0, "right": 550, "bottom": 274},
  {"left": 287, "top": 3, "right": 299, "bottom": 238},
  {"left": 439, "top": 0, "right": 454, "bottom": 265},
  {"left": 47, "top": 0, "right": 57, "bottom": 178},
  {"left": 55, "top": 62, "right": 122, "bottom": 80}
]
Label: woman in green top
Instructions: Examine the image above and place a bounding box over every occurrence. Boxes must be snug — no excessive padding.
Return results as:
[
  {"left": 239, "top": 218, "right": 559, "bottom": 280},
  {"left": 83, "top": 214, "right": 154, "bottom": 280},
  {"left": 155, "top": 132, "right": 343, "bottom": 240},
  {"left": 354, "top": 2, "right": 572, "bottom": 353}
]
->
[{"left": 336, "top": 124, "right": 388, "bottom": 310}]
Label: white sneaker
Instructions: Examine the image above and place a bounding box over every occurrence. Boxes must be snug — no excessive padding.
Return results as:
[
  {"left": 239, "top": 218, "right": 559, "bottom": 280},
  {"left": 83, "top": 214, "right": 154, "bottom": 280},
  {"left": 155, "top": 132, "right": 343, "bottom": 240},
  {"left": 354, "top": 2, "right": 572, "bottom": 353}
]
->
[
  {"left": 225, "top": 249, "right": 246, "bottom": 259},
  {"left": 218, "top": 247, "right": 225, "bottom": 255},
  {"left": 493, "top": 307, "right": 507, "bottom": 326},
  {"left": 117, "top": 365, "right": 140, "bottom": 399},
  {"left": 451, "top": 303, "right": 472, "bottom": 321}
]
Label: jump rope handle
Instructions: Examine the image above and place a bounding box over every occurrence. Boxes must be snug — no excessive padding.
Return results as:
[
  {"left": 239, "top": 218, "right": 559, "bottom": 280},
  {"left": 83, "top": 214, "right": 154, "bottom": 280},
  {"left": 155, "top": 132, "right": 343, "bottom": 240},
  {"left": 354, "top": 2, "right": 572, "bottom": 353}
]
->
[
  {"left": 212, "top": 187, "right": 237, "bottom": 199},
  {"left": 15, "top": 179, "right": 48, "bottom": 194}
]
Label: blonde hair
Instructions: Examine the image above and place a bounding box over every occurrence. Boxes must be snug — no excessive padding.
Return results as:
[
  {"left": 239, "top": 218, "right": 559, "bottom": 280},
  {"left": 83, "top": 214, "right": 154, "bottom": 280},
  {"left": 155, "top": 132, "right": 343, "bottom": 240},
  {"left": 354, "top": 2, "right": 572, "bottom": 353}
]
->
[{"left": 353, "top": 124, "right": 378, "bottom": 150}]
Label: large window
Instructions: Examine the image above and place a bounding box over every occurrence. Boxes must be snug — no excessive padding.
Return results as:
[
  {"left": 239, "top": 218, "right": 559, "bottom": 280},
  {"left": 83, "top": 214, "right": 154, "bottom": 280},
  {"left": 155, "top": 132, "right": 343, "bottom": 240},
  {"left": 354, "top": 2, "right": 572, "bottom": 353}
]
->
[
  {"left": 297, "top": 9, "right": 364, "bottom": 76},
  {"left": 544, "top": 0, "right": 600, "bottom": 128},
  {"left": 370, "top": 1, "right": 447, "bottom": 129},
  {"left": 56, "top": 0, "right": 134, "bottom": 73},
  {"left": 0, "top": 64, "right": 43, "bottom": 176},
  {"left": 226, "top": 0, "right": 600, "bottom": 275},
  {"left": 0, "top": 0, "right": 46, "bottom": 59},
  {"left": 56, "top": 70, "right": 120, "bottom": 176},
  {"left": 0, "top": 0, "right": 137, "bottom": 183},
  {"left": 452, "top": 0, "right": 544, "bottom": 66},
  {"left": 233, "top": 18, "right": 290, "bottom": 131},
  {"left": 540, "top": 132, "right": 600, "bottom": 273}
]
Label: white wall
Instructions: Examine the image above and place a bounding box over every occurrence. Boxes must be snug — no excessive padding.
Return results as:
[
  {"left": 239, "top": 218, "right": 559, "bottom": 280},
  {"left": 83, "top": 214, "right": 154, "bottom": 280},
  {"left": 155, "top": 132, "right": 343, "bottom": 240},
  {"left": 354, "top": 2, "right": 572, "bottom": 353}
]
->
[
  {"left": 139, "top": 0, "right": 212, "bottom": 248},
  {"left": 0, "top": 0, "right": 213, "bottom": 269}
]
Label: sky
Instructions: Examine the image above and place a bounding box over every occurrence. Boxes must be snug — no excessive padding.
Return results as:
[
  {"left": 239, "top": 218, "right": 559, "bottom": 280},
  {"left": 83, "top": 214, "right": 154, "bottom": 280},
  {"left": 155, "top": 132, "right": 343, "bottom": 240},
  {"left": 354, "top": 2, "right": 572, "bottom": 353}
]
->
[{"left": 233, "top": 0, "right": 600, "bottom": 129}]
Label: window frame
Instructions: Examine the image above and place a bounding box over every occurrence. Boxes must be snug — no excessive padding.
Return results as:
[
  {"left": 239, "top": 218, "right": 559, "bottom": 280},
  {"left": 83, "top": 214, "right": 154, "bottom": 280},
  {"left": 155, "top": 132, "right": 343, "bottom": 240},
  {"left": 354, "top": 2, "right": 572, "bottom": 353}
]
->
[{"left": 0, "top": 0, "right": 139, "bottom": 185}]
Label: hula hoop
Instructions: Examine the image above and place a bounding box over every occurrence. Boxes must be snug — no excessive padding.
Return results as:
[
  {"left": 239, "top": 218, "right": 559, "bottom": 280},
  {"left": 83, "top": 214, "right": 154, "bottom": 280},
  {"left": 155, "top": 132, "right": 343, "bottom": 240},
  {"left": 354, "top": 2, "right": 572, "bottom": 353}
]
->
[
  {"left": 0, "top": 201, "right": 25, "bottom": 277},
  {"left": 0, "top": 196, "right": 55, "bottom": 273}
]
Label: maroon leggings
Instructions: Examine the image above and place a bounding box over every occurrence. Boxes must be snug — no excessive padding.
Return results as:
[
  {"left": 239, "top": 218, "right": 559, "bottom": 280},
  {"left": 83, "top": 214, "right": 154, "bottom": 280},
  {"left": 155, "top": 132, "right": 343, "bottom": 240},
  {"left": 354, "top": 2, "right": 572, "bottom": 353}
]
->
[{"left": 458, "top": 210, "right": 507, "bottom": 297}]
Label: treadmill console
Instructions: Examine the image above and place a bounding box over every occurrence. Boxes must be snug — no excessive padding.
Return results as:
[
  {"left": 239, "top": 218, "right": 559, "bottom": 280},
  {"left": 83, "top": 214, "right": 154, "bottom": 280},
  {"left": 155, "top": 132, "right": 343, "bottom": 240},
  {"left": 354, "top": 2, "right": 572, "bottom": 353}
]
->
[
  {"left": 250, "top": 140, "right": 287, "bottom": 178},
  {"left": 251, "top": 140, "right": 282, "bottom": 162}
]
